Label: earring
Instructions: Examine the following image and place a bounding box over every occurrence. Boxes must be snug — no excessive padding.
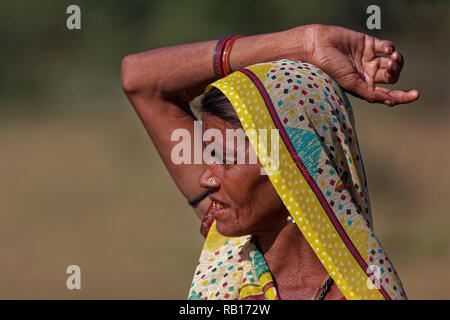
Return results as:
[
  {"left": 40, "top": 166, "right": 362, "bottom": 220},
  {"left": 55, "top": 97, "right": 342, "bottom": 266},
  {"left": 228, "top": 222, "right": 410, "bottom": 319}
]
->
[
  {"left": 287, "top": 215, "right": 296, "bottom": 224},
  {"left": 208, "top": 177, "right": 216, "bottom": 184}
]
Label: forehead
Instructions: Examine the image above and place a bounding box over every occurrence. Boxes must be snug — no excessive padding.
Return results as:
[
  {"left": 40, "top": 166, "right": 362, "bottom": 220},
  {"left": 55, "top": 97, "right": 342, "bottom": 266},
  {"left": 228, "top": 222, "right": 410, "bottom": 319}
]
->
[{"left": 201, "top": 113, "right": 249, "bottom": 149}]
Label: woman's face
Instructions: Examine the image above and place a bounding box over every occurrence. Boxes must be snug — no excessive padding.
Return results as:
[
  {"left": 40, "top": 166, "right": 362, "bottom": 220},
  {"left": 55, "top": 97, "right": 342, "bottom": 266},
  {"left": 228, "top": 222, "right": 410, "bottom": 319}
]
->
[{"left": 200, "top": 113, "right": 288, "bottom": 237}]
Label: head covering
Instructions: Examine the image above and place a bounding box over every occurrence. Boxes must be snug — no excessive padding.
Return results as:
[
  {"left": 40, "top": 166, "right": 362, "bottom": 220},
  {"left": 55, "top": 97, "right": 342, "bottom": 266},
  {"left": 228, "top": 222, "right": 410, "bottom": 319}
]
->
[{"left": 188, "top": 59, "right": 406, "bottom": 300}]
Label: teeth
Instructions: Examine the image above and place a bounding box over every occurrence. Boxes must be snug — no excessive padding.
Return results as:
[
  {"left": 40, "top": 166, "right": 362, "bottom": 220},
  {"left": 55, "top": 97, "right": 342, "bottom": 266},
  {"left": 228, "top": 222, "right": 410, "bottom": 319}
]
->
[{"left": 213, "top": 201, "right": 225, "bottom": 209}]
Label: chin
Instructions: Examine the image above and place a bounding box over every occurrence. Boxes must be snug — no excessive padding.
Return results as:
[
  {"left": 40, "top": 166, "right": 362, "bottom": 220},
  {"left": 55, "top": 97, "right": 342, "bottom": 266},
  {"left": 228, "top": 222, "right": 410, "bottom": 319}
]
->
[{"left": 215, "top": 220, "right": 250, "bottom": 238}]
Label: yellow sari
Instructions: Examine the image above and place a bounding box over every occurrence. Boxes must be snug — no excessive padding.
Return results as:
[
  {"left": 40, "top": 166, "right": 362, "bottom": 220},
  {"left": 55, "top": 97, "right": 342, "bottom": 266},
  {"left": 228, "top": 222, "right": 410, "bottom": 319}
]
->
[{"left": 188, "top": 59, "right": 406, "bottom": 300}]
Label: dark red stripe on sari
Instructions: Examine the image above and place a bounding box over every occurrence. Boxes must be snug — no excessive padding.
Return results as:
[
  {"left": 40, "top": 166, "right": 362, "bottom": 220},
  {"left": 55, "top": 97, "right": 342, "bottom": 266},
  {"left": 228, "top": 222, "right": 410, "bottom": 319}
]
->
[{"left": 237, "top": 68, "right": 390, "bottom": 300}]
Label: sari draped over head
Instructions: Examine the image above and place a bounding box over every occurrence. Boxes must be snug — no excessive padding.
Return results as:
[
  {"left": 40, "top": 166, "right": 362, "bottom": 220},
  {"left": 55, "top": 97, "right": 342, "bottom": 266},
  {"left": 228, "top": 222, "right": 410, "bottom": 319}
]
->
[{"left": 188, "top": 59, "right": 407, "bottom": 300}]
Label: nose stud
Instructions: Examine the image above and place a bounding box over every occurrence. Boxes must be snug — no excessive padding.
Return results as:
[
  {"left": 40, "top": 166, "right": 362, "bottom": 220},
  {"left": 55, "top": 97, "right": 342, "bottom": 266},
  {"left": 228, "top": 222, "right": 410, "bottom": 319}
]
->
[{"left": 208, "top": 177, "right": 216, "bottom": 184}]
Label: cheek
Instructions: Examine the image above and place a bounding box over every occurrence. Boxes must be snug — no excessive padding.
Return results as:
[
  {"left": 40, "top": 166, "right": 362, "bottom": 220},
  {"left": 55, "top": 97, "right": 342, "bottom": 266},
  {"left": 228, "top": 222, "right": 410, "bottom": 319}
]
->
[
  {"left": 260, "top": 181, "right": 285, "bottom": 212},
  {"left": 216, "top": 164, "right": 286, "bottom": 236},
  {"left": 224, "top": 164, "right": 283, "bottom": 216},
  {"left": 222, "top": 164, "right": 260, "bottom": 204}
]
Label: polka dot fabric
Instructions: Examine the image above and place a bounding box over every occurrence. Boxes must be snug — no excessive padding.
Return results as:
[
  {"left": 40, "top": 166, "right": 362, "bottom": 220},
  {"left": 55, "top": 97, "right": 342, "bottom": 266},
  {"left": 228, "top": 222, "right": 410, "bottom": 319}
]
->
[{"left": 188, "top": 59, "right": 406, "bottom": 300}]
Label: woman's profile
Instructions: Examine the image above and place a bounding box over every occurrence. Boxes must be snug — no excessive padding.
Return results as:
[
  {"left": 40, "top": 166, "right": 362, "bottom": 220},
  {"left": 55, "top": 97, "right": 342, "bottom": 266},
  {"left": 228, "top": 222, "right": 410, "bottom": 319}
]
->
[{"left": 121, "top": 24, "right": 419, "bottom": 300}]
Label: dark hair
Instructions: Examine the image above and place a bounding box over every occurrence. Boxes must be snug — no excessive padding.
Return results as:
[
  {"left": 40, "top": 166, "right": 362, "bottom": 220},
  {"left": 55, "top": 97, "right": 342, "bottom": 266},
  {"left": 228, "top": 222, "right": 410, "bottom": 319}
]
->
[{"left": 200, "top": 87, "right": 242, "bottom": 127}]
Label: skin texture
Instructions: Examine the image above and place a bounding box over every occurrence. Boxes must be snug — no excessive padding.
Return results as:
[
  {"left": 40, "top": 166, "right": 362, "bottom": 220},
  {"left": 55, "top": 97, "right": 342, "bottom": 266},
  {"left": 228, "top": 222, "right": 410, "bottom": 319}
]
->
[
  {"left": 302, "top": 25, "right": 418, "bottom": 106},
  {"left": 121, "top": 24, "right": 419, "bottom": 221},
  {"left": 199, "top": 113, "right": 285, "bottom": 238},
  {"left": 200, "top": 113, "right": 345, "bottom": 300},
  {"left": 121, "top": 24, "right": 420, "bottom": 299}
]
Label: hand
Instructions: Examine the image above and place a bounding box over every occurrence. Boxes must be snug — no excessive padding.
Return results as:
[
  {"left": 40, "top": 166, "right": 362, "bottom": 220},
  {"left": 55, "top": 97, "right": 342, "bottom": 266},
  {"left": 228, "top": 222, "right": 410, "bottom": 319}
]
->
[{"left": 300, "top": 24, "right": 419, "bottom": 106}]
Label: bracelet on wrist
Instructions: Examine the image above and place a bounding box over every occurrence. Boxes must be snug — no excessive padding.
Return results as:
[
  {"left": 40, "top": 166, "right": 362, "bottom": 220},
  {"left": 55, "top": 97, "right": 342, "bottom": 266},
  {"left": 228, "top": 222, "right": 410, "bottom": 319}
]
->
[
  {"left": 212, "top": 35, "right": 245, "bottom": 78},
  {"left": 222, "top": 35, "right": 245, "bottom": 77}
]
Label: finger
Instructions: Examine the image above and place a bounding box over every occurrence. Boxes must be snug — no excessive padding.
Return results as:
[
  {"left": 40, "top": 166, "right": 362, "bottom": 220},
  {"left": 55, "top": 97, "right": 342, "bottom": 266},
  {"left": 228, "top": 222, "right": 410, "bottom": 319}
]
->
[
  {"left": 390, "top": 51, "right": 404, "bottom": 71},
  {"left": 374, "top": 58, "right": 399, "bottom": 83},
  {"left": 354, "top": 79, "right": 393, "bottom": 103},
  {"left": 374, "top": 68, "right": 399, "bottom": 84},
  {"left": 378, "top": 57, "right": 399, "bottom": 74},
  {"left": 376, "top": 87, "right": 420, "bottom": 106},
  {"left": 378, "top": 57, "right": 398, "bottom": 71},
  {"left": 353, "top": 78, "right": 419, "bottom": 106},
  {"left": 374, "top": 38, "right": 395, "bottom": 55}
]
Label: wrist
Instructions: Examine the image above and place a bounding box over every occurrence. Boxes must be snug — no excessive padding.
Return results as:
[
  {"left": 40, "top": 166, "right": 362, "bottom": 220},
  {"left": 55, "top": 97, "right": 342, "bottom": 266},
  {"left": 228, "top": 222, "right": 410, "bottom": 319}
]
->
[
  {"left": 289, "top": 24, "right": 327, "bottom": 64},
  {"left": 225, "top": 24, "right": 323, "bottom": 74},
  {"left": 284, "top": 25, "right": 314, "bottom": 62},
  {"left": 227, "top": 27, "right": 309, "bottom": 73}
]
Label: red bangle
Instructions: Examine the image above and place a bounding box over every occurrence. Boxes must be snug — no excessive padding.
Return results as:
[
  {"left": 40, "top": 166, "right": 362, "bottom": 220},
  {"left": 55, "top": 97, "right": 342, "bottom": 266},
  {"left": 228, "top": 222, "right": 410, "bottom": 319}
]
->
[
  {"left": 221, "top": 35, "right": 245, "bottom": 77},
  {"left": 213, "top": 36, "right": 233, "bottom": 79}
]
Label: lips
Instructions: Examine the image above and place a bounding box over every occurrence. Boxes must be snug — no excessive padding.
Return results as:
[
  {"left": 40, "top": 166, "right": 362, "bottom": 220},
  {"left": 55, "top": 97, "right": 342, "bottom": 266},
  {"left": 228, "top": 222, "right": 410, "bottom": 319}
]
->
[
  {"left": 209, "top": 196, "right": 230, "bottom": 216},
  {"left": 212, "top": 201, "right": 228, "bottom": 209}
]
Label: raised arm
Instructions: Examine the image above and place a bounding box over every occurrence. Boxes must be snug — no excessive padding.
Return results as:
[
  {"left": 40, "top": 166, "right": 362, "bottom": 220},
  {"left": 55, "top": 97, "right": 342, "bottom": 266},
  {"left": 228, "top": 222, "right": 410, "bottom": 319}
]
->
[
  {"left": 120, "top": 26, "right": 309, "bottom": 219},
  {"left": 120, "top": 24, "right": 419, "bottom": 220}
]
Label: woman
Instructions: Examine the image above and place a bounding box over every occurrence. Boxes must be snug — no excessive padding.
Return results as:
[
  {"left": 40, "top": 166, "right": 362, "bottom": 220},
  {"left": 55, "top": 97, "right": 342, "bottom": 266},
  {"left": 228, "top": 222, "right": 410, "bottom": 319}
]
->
[{"left": 121, "top": 24, "right": 419, "bottom": 300}]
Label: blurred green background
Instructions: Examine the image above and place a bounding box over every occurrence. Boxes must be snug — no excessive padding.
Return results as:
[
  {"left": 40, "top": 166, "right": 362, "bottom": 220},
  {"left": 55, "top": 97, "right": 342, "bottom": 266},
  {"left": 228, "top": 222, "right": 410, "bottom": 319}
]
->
[{"left": 0, "top": 0, "right": 449, "bottom": 299}]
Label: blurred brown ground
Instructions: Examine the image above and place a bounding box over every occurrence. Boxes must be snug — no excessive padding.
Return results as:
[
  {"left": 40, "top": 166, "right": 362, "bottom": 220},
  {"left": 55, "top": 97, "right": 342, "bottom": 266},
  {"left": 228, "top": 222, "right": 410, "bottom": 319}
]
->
[{"left": 0, "top": 0, "right": 448, "bottom": 299}]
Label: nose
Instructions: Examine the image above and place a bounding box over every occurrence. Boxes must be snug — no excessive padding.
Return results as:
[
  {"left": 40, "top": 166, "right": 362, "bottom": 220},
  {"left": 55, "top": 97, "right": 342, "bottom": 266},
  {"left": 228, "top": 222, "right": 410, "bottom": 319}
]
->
[{"left": 199, "top": 166, "right": 220, "bottom": 189}]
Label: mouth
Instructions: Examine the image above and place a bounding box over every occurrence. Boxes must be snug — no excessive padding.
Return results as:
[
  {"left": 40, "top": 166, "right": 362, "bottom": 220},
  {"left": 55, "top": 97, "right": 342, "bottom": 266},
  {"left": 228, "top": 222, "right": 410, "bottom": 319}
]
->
[
  {"left": 212, "top": 201, "right": 229, "bottom": 209},
  {"left": 209, "top": 197, "right": 231, "bottom": 216}
]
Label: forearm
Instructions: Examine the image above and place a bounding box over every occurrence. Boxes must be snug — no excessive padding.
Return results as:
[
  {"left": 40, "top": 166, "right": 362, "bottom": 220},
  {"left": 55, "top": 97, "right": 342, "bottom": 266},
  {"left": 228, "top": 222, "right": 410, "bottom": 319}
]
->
[
  {"left": 119, "top": 25, "right": 313, "bottom": 222},
  {"left": 121, "top": 25, "right": 311, "bottom": 103}
]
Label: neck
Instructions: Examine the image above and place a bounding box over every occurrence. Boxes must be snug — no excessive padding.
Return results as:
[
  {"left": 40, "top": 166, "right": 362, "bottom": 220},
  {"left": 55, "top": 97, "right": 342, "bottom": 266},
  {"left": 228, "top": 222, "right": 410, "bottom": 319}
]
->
[{"left": 254, "top": 217, "right": 329, "bottom": 299}]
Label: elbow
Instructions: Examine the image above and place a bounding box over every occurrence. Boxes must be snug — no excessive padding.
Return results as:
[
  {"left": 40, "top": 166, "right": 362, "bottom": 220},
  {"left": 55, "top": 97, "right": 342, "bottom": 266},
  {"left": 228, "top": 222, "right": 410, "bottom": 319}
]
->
[
  {"left": 121, "top": 53, "right": 160, "bottom": 100},
  {"left": 121, "top": 54, "right": 139, "bottom": 94}
]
